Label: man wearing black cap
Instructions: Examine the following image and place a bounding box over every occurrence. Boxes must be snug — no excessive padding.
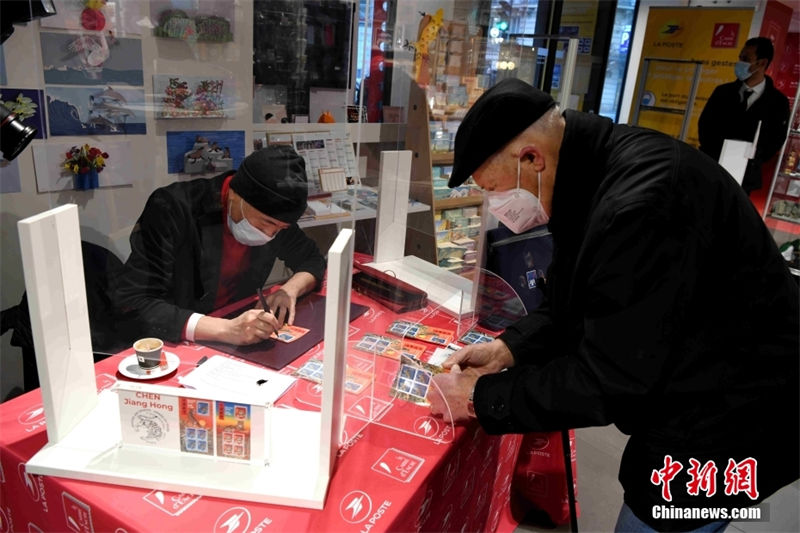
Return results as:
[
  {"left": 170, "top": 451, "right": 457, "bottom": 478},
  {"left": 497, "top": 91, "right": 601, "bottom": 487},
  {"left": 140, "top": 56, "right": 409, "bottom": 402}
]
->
[
  {"left": 429, "top": 78, "right": 798, "bottom": 531},
  {"left": 115, "top": 144, "right": 325, "bottom": 346}
]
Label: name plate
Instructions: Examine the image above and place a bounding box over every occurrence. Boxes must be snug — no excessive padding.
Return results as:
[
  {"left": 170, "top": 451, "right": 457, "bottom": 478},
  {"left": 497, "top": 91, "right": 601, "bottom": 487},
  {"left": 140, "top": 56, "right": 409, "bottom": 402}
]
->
[{"left": 116, "top": 382, "right": 269, "bottom": 464}]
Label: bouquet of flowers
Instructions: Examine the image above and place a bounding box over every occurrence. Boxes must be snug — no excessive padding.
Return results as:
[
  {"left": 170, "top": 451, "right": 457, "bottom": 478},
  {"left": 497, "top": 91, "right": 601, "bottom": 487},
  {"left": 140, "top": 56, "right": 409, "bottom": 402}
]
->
[{"left": 63, "top": 144, "right": 108, "bottom": 175}]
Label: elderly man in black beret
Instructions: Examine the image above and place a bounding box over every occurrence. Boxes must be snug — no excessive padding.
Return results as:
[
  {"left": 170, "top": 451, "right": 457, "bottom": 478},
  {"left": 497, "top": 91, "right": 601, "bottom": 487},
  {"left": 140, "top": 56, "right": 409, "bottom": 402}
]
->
[
  {"left": 115, "top": 145, "right": 325, "bottom": 346},
  {"left": 429, "top": 78, "right": 798, "bottom": 532}
]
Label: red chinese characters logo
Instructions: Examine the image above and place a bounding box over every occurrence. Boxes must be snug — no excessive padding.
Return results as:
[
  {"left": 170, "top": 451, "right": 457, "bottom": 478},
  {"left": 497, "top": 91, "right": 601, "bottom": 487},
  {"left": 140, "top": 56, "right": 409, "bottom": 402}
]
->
[
  {"left": 686, "top": 459, "right": 718, "bottom": 497},
  {"left": 651, "top": 455, "right": 683, "bottom": 501},
  {"left": 652, "top": 456, "right": 759, "bottom": 501},
  {"left": 724, "top": 457, "right": 759, "bottom": 500}
]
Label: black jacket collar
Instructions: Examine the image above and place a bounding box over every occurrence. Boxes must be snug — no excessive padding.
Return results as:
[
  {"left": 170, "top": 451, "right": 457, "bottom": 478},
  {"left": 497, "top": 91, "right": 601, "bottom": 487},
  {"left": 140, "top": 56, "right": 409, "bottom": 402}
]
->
[{"left": 549, "top": 110, "right": 615, "bottom": 243}]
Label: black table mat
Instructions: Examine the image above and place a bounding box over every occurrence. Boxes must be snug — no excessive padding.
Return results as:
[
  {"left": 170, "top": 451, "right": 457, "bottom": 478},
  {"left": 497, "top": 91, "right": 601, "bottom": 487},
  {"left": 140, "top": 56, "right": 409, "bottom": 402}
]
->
[{"left": 202, "top": 292, "right": 368, "bottom": 370}]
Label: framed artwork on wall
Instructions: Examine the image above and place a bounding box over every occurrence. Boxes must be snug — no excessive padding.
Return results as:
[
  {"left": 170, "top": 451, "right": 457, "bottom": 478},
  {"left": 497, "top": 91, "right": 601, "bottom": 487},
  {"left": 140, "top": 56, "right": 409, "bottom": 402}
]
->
[
  {"left": 1, "top": 88, "right": 47, "bottom": 139},
  {"left": 46, "top": 86, "right": 146, "bottom": 136},
  {"left": 40, "top": 0, "right": 143, "bottom": 35},
  {"left": 153, "top": 74, "right": 235, "bottom": 119},
  {"left": 166, "top": 130, "right": 245, "bottom": 175},
  {"left": 40, "top": 31, "right": 144, "bottom": 86},
  {"left": 32, "top": 140, "right": 135, "bottom": 192},
  {"left": 150, "top": 0, "right": 234, "bottom": 42}
]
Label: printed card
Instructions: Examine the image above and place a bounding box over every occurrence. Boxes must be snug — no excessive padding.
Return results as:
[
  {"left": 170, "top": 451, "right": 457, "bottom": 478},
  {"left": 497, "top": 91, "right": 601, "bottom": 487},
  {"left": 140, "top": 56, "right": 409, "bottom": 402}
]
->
[
  {"left": 390, "top": 355, "right": 444, "bottom": 405},
  {"left": 344, "top": 367, "right": 373, "bottom": 395},
  {"left": 294, "top": 357, "right": 374, "bottom": 394},
  {"left": 271, "top": 324, "right": 310, "bottom": 343},
  {"left": 387, "top": 320, "right": 454, "bottom": 346},
  {"left": 118, "top": 388, "right": 180, "bottom": 450},
  {"left": 354, "top": 333, "right": 428, "bottom": 360},
  {"left": 427, "top": 346, "right": 457, "bottom": 367},
  {"left": 216, "top": 401, "right": 251, "bottom": 461},
  {"left": 294, "top": 358, "right": 324, "bottom": 382},
  {"left": 179, "top": 397, "right": 214, "bottom": 455},
  {"left": 459, "top": 329, "right": 495, "bottom": 345}
]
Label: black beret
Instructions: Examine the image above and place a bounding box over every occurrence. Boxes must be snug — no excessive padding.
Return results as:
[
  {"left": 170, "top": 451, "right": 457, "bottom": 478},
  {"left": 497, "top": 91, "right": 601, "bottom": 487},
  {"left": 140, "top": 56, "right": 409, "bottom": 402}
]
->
[
  {"left": 449, "top": 78, "right": 556, "bottom": 188},
  {"left": 230, "top": 145, "right": 308, "bottom": 223}
]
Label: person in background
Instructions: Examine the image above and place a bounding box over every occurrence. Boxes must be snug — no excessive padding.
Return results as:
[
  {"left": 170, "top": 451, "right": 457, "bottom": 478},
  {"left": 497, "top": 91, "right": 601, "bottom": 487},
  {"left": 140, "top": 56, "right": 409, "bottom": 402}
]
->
[
  {"left": 429, "top": 78, "right": 799, "bottom": 532},
  {"left": 698, "top": 36, "right": 790, "bottom": 195},
  {"left": 115, "top": 145, "right": 325, "bottom": 346}
]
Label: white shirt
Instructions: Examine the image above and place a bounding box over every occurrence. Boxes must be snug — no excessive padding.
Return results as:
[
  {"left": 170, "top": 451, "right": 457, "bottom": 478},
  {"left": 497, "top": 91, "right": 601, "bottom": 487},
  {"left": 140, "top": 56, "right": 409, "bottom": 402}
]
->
[{"left": 741, "top": 79, "right": 765, "bottom": 110}]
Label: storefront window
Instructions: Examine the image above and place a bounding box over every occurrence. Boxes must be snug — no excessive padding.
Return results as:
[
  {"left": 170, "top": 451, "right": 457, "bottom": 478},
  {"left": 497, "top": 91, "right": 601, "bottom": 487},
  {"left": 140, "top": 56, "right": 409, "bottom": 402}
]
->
[{"left": 599, "top": 0, "right": 636, "bottom": 120}]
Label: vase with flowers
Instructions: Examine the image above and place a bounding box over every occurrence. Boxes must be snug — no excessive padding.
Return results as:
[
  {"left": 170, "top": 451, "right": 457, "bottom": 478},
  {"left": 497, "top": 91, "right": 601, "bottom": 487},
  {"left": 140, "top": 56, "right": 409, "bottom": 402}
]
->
[{"left": 63, "top": 144, "right": 108, "bottom": 190}]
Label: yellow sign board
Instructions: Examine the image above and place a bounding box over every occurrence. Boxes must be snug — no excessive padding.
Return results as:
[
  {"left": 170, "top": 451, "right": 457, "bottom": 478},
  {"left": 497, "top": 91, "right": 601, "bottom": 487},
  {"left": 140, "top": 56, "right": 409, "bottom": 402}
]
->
[{"left": 630, "top": 7, "right": 753, "bottom": 146}]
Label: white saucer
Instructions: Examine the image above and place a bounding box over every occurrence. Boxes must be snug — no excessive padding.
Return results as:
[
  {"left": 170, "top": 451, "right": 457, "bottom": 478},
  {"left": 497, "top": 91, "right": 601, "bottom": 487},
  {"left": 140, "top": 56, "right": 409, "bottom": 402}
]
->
[{"left": 118, "top": 351, "right": 180, "bottom": 380}]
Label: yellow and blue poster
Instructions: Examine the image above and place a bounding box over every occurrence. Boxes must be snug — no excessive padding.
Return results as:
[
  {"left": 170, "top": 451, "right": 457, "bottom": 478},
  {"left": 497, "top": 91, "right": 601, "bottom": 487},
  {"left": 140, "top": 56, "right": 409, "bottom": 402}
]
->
[{"left": 630, "top": 7, "right": 753, "bottom": 147}]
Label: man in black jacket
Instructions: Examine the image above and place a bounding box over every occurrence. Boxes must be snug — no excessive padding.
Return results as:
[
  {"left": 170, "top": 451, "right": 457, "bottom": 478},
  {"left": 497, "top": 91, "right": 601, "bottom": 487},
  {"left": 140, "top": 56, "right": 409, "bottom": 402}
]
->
[
  {"left": 115, "top": 145, "right": 325, "bottom": 346},
  {"left": 429, "top": 78, "right": 798, "bottom": 532},
  {"left": 698, "top": 36, "right": 790, "bottom": 194}
]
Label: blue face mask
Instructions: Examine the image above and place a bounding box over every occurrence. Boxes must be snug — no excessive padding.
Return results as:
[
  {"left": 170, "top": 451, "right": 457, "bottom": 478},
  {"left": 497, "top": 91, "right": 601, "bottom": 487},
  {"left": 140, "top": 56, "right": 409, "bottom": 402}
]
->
[
  {"left": 227, "top": 198, "right": 273, "bottom": 246},
  {"left": 734, "top": 61, "right": 752, "bottom": 82}
]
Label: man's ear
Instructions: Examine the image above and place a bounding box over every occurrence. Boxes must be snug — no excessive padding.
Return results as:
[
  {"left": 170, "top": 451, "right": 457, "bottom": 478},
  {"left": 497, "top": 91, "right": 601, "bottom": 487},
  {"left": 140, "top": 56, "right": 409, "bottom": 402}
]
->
[{"left": 517, "top": 145, "right": 543, "bottom": 170}]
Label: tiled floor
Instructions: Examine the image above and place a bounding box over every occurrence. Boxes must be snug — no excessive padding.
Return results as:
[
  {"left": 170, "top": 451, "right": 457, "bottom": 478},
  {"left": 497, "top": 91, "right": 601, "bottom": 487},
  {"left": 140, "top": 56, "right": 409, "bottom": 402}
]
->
[{"left": 514, "top": 425, "right": 800, "bottom": 533}]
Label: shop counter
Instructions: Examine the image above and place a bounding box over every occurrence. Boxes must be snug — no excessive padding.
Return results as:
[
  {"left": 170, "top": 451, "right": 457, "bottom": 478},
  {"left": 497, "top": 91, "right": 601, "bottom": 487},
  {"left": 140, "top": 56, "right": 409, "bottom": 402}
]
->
[{"left": 0, "top": 290, "right": 524, "bottom": 533}]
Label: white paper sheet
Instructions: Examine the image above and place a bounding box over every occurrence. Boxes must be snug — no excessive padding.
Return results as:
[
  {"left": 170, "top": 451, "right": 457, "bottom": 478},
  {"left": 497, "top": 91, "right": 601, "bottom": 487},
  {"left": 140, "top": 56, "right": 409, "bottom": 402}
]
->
[{"left": 178, "top": 356, "right": 296, "bottom": 405}]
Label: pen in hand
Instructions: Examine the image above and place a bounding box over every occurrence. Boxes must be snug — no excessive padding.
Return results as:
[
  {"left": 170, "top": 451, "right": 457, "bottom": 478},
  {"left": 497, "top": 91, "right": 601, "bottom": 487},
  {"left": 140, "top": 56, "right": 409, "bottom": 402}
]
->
[{"left": 256, "top": 287, "right": 271, "bottom": 314}]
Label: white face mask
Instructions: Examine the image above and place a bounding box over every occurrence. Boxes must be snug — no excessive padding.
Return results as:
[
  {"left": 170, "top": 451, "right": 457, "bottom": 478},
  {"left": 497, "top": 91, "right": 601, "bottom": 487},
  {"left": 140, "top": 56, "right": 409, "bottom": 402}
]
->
[
  {"left": 227, "top": 198, "right": 274, "bottom": 246},
  {"left": 487, "top": 157, "right": 549, "bottom": 234}
]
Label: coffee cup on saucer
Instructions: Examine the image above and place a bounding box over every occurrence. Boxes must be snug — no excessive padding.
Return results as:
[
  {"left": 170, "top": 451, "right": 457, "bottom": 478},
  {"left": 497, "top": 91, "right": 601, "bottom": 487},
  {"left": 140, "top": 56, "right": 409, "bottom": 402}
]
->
[{"left": 133, "top": 337, "right": 164, "bottom": 369}]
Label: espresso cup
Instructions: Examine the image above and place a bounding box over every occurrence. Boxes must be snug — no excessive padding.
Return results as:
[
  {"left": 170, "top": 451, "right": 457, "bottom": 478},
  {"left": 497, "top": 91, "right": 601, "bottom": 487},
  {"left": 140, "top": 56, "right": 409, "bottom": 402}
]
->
[{"left": 133, "top": 337, "right": 164, "bottom": 369}]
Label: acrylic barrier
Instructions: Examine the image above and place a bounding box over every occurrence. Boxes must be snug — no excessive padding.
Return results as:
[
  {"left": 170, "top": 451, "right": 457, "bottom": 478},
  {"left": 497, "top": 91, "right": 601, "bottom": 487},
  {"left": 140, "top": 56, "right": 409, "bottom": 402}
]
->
[{"left": 1, "top": 268, "right": 530, "bottom": 532}]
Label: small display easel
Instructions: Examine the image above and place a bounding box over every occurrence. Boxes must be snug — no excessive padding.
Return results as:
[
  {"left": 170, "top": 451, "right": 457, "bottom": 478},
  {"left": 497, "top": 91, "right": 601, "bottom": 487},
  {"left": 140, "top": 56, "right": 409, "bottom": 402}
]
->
[{"left": 20, "top": 204, "right": 355, "bottom": 509}]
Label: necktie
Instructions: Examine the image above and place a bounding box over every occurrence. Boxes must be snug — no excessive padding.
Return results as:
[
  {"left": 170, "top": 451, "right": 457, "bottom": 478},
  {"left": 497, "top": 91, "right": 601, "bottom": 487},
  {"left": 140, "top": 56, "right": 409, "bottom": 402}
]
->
[{"left": 741, "top": 89, "right": 753, "bottom": 111}]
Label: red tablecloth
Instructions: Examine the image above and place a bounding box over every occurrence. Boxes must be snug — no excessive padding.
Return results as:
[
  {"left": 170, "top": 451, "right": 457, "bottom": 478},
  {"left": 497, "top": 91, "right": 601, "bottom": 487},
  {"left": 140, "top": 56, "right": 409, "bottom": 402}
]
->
[{"left": 0, "top": 289, "right": 524, "bottom": 533}]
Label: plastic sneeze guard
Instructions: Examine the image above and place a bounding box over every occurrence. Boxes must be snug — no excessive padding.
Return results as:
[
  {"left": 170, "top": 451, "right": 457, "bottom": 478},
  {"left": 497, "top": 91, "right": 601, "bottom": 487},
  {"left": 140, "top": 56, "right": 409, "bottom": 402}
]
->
[{"left": 115, "top": 381, "right": 269, "bottom": 466}]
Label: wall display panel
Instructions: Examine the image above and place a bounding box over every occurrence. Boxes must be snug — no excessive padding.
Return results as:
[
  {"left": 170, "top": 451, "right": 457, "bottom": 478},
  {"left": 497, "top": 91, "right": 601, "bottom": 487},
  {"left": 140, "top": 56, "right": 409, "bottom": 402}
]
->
[
  {"left": 165, "top": 130, "right": 245, "bottom": 175},
  {"left": 40, "top": 31, "right": 144, "bottom": 86},
  {"left": 31, "top": 140, "right": 135, "bottom": 192},
  {"left": 0, "top": 88, "right": 46, "bottom": 139},
  {"left": 40, "top": 0, "right": 143, "bottom": 36},
  {"left": 46, "top": 85, "right": 146, "bottom": 136},
  {"left": 153, "top": 74, "right": 235, "bottom": 119}
]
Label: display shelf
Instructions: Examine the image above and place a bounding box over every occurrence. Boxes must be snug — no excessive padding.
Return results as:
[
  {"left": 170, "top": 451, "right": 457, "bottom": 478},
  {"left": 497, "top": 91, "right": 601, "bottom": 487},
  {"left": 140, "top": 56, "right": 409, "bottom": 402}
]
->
[
  {"left": 254, "top": 123, "right": 405, "bottom": 144},
  {"left": 434, "top": 196, "right": 483, "bottom": 210},
  {"left": 403, "top": 21, "right": 490, "bottom": 270},
  {"left": 431, "top": 152, "right": 455, "bottom": 165},
  {"left": 764, "top": 91, "right": 800, "bottom": 276}
]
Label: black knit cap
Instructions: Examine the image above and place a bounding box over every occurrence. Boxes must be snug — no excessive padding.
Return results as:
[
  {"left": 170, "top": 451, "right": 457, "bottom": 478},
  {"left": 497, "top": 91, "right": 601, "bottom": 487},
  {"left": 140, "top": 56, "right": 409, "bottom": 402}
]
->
[
  {"left": 449, "top": 78, "right": 556, "bottom": 187},
  {"left": 230, "top": 145, "right": 308, "bottom": 223}
]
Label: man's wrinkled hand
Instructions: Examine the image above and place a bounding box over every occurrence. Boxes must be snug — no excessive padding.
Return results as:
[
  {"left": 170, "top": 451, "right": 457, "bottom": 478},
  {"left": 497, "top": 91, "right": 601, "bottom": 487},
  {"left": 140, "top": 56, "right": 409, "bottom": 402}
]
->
[
  {"left": 441, "top": 339, "right": 515, "bottom": 375},
  {"left": 429, "top": 364, "right": 480, "bottom": 424}
]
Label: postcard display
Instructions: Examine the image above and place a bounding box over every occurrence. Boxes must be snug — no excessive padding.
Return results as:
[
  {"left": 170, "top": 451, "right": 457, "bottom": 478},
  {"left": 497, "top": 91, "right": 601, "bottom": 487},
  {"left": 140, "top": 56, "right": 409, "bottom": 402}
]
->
[{"left": 19, "top": 204, "right": 362, "bottom": 509}]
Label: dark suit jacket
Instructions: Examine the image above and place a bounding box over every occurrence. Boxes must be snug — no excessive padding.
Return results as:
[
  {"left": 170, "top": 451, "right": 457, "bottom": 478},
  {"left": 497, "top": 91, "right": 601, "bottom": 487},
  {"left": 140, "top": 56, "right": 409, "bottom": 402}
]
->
[
  {"left": 114, "top": 172, "right": 325, "bottom": 343},
  {"left": 698, "top": 75, "right": 790, "bottom": 192}
]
